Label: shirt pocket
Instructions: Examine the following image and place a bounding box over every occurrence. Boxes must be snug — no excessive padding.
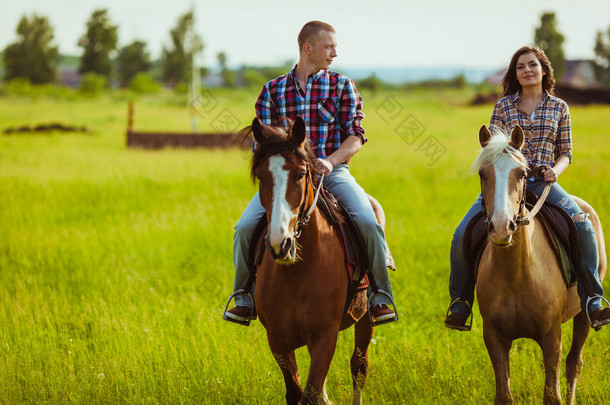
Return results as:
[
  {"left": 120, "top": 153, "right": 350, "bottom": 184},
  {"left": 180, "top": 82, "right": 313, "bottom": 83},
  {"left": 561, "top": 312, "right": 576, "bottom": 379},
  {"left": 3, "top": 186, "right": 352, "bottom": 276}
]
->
[
  {"left": 538, "top": 113, "right": 560, "bottom": 139},
  {"left": 317, "top": 97, "right": 337, "bottom": 123}
]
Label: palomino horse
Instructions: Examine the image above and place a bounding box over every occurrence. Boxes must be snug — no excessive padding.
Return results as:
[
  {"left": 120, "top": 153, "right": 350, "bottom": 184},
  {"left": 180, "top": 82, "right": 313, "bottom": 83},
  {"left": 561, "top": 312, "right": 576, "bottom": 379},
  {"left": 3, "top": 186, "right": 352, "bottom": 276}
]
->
[
  {"left": 245, "top": 116, "right": 382, "bottom": 405},
  {"left": 474, "top": 125, "right": 606, "bottom": 404}
]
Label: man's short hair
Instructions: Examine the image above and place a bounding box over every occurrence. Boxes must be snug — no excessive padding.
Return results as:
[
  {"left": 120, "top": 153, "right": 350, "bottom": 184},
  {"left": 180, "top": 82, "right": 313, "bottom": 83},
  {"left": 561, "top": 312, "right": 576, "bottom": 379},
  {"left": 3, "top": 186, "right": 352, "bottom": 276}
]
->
[{"left": 297, "top": 21, "right": 335, "bottom": 53}]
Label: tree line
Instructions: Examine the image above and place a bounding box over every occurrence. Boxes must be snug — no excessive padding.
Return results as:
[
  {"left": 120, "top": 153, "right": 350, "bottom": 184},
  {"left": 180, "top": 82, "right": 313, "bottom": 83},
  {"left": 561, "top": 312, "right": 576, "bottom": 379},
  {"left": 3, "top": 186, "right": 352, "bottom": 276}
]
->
[
  {"left": 2, "top": 9, "right": 211, "bottom": 90},
  {"left": 3, "top": 10, "right": 610, "bottom": 88}
]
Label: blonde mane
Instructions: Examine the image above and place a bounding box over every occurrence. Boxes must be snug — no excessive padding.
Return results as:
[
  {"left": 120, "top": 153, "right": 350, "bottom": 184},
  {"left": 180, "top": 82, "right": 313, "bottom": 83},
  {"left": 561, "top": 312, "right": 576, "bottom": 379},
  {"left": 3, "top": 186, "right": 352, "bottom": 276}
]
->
[{"left": 470, "top": 126, "right": 528, "bottom": 174}]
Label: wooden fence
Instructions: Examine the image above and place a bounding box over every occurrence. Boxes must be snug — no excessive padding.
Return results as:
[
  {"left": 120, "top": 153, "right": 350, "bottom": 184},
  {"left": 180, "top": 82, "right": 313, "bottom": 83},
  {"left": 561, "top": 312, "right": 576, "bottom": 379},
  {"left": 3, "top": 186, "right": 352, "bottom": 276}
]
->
[{"left": 125, "top": 102, "right": 252, "bottom": 150}]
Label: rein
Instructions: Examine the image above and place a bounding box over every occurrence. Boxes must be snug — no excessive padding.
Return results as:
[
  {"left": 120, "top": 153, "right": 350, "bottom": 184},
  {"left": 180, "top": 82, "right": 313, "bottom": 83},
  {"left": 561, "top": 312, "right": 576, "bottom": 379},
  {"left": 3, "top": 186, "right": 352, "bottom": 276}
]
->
[
  {"left": 515, "top": 182, "right": 552, "bottom": 226},
  {"left": 294, "top": 170, "right": 324, "bottom": 238}
]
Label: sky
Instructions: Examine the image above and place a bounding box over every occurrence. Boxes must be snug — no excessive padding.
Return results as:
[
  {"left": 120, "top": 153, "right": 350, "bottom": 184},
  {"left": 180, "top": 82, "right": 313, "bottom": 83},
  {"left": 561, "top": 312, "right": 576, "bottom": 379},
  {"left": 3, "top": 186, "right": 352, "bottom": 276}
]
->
[{"left": 1, "top": 0, "right": 610, "bottom": 71}]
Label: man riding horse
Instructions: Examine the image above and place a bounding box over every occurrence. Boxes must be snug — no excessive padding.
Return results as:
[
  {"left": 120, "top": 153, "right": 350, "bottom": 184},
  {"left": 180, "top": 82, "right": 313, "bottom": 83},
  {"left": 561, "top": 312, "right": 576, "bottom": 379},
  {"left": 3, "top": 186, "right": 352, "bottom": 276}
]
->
[{"left": 225, "top": 20, "right": 397, "bottom": 325}]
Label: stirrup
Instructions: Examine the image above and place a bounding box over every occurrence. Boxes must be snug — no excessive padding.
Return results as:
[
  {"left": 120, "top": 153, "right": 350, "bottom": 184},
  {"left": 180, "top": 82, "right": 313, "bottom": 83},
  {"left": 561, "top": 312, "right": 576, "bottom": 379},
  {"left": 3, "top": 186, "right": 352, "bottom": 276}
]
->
[
  {"left": 222, "top": 289, "right": 255, "bottom": 327},
  {"left": 445, "top": 298, "right": 473, "bottom": 331},
  {"left": 586, "top": 294, "right": 610, "bottom": 331},
  {"left": 367, "top": 289, "right": 398, "bottom": 326}
]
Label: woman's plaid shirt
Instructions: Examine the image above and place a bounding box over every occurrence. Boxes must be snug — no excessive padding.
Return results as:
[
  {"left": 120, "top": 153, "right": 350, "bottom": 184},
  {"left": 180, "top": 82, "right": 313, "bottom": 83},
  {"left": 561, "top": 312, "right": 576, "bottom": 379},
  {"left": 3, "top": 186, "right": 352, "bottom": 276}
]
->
[
  {"left": 490, "top": 91, "right": 572, "bottom": 168},
  {"left": 255, "top": 67, "right": 366, "bottom": 159}
]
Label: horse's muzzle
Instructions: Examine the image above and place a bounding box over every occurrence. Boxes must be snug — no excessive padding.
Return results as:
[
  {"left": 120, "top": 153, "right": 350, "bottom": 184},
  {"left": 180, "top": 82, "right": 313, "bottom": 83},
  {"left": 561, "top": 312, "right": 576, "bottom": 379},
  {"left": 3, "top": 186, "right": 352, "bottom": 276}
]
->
[
  {"left": 266, "top": 236, "right": 296, "bottom": 264},
  {"left": 489, "top": 218, "right": 516, "bottom": 246}
]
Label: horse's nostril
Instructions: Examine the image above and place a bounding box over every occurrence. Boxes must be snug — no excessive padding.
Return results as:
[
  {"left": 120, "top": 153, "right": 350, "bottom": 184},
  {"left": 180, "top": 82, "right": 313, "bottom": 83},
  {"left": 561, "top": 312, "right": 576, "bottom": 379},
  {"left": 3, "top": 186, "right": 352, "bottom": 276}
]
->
[
  {"left": 280, "top": 238, "right": 291, "bottom": 257},
  {"left": 509, "top": 221, "right": 516, "bottom": 232}
]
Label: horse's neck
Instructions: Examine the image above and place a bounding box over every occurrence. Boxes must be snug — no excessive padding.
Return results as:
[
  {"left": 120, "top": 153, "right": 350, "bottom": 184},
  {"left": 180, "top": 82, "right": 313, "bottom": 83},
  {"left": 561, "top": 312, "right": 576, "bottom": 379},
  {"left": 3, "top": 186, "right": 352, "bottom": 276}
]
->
[
  {"left": 487, "top": 222, "right": 535, "bottom": 279},
  {"left": 299, "top": 208, "right": 334, "bottom": 252}
]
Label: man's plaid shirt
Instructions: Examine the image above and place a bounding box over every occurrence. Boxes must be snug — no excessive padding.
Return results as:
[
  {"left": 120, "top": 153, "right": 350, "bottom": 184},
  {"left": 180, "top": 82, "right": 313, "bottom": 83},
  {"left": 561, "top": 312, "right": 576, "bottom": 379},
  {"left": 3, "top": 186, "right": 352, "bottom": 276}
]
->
[
  {"left": 255, "top": 67, "right": 366, "bottom": 159},
  {"left": 490, "top": 91, "right": 572, "bottom": 168}
]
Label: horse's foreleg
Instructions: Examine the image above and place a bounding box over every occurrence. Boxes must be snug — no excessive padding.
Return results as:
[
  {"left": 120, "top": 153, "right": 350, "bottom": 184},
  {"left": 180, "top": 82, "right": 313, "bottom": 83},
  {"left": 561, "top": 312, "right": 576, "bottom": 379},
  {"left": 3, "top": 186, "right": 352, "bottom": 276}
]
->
[
  {"left": 351, "top": 316, "right": 373, "bottom": 405},
  {"left": 483, "top": 326, "right": 514, "bottom": 405},
  {"left": 566, "top": 312, "right": 591, "bottom": 405},
  {"left": 540, "top": 325, "right": 563, "bottom": 405},
  {"left": 271, "top": 349, "right": 303, "bottom": 405},
  {"left": 301, "top": 332, "right": 339, "bottom": 404}
]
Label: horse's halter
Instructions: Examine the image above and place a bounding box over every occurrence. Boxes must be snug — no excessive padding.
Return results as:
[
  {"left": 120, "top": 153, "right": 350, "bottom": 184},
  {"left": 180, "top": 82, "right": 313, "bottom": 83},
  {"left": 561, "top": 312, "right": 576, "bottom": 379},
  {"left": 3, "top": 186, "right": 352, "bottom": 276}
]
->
[
  {"left": 293, "top": 167, "right": 324, "bottom": 239},
  {"left": 480, "top": 176, "right": 527, "bottom": 233},
  {"left": 480, "top": 165, "right": 550, "bottom": 234}
]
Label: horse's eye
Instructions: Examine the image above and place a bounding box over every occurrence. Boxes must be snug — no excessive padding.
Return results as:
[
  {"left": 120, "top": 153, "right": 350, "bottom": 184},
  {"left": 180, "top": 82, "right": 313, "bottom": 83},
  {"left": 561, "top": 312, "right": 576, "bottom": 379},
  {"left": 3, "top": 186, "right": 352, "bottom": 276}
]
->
[{"left": 297, "top": 172, "right": 306, "bottom": 181}]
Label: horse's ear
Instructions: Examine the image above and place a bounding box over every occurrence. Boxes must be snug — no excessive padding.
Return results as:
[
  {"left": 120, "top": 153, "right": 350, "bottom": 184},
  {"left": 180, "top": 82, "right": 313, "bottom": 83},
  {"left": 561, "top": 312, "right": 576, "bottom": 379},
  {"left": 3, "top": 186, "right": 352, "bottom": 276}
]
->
[
  {"left": 291, "top": 116, "right": 306, "bottom": 147},
  {"left": 479, "top": 125, "right": 492, "bottom": 148},
  {"left": 251, "top": 117, "right": 265, "bottom": 144},
  {"left": 509, "top": 125, "right": 524, "bottom": 150}
]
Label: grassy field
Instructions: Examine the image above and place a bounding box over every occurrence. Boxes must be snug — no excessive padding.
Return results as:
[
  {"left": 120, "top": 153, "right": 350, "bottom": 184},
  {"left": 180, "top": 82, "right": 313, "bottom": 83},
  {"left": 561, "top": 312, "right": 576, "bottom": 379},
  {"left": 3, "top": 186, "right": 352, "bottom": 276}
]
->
[{"left": 1, "top": 88, "right": 609, "bottom": 404}]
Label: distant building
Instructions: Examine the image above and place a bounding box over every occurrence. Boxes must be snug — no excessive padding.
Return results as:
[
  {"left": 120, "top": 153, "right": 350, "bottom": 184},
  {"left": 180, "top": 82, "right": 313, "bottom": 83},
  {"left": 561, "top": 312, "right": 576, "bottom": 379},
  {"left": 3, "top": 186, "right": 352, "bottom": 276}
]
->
[
  {"left": 58, "top": 68, "right": 81, "bottom": 88},
  {"left": 561, "top": 60, "right": 597, "bottom": 89}
]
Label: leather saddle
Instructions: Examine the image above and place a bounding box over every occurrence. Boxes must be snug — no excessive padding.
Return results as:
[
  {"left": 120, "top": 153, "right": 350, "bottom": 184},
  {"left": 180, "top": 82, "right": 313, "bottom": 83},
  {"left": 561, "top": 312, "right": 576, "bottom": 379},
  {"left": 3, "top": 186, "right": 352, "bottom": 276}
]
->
[{"left": 464, "top": 191, "right": 579, "bottom": 287}]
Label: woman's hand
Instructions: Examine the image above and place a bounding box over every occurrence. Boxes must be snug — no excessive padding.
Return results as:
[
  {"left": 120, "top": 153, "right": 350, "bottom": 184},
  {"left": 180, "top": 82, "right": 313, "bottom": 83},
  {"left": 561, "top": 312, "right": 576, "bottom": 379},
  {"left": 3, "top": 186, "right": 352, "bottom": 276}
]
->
[{"left": 541, "top": 167, "right": 558, "bottom": 183}]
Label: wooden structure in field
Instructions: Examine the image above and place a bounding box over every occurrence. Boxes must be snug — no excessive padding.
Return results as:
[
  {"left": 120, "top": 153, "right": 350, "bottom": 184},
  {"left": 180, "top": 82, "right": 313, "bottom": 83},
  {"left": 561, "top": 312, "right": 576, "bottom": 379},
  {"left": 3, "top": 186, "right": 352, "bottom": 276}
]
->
[{"left": 125, "top": 102, "right": 252, "bottom": 150}]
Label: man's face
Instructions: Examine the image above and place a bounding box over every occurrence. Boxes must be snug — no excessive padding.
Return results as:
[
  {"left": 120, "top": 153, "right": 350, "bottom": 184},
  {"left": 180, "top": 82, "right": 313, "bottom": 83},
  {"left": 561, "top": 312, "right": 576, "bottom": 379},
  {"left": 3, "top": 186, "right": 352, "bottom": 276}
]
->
[{"left": 306, "top": 30, "right": 337, "bottom": 70}]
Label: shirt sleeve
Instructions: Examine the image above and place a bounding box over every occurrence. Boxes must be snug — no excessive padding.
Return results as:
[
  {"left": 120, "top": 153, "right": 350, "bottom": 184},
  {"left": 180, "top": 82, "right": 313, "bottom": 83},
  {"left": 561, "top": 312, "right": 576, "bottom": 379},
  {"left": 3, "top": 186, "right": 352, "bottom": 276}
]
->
[
  {"left": 554, "top": 103, "right": 573, "bottom": 163},
  {"left": 338, "top": 78, "right": 367, "bottom": 144},
  {"left": 255, "top": 83, "right": 276, "bottom": 126},
  {"left": 489, "top": 100, "right": 506, "bottom": 133}
]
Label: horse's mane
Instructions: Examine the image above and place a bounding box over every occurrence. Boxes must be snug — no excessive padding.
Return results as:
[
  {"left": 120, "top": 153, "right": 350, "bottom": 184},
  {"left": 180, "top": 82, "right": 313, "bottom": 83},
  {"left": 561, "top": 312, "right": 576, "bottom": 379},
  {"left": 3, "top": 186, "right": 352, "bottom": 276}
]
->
[
  {"left": 238, "top": 118, "right": 343, "bottom": 222},
  {"left": 470, "top": 126, "right": 528, "bottom": 174},
  {"left": 237, "top": 118, "right": 316, "bottom": 183}
]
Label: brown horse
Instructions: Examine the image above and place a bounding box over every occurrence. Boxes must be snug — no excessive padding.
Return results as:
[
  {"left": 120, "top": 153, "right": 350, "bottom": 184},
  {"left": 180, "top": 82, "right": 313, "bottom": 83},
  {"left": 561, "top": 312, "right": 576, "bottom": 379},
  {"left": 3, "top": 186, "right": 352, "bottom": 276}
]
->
[
  {"left": 474, "top": 125, "right": 606, "bottom": 404},
  {"left": 245, "top": 116, "right": 381, "bottom": 405}
]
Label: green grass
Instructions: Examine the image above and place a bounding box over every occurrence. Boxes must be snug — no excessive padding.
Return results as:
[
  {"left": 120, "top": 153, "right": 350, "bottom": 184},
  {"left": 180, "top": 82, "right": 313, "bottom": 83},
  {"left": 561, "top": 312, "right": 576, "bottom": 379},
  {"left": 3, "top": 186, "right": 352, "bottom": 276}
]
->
[{"left": 1, "top": 88, "right": 609, "bottom": 404}]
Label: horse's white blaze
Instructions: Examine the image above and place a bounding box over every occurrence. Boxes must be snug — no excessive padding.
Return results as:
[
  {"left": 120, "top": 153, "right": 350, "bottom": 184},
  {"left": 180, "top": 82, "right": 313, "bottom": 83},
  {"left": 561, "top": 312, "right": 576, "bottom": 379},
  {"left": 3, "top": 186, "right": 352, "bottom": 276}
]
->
[
  {"left": 268, "top": 155, "right": 296, "bottom": 249},
  {"left": 492, "top": 156, "right": 520, "bottom": 239}
]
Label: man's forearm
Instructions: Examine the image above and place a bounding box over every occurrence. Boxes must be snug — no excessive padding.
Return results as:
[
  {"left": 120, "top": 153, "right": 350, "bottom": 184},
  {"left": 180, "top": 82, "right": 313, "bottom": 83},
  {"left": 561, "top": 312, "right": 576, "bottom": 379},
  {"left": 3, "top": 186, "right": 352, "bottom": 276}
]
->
[{"left": 326, "top": 135, "right": 363, "bottom": 167}]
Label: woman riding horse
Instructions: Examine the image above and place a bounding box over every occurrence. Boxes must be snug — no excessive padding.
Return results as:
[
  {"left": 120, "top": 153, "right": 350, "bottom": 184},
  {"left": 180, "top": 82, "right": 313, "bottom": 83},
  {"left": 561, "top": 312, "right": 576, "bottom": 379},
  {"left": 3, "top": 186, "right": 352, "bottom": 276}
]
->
[{"left": 445, "top": 46, "right": 610, "bottom": 330}]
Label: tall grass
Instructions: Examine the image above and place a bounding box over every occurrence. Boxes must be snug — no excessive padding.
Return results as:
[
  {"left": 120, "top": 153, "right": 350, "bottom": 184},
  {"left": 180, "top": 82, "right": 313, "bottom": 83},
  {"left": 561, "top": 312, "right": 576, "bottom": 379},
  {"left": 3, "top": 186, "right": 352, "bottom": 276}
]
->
[{"left": 1, "top": 89, "right": 609, "bottom": 404}]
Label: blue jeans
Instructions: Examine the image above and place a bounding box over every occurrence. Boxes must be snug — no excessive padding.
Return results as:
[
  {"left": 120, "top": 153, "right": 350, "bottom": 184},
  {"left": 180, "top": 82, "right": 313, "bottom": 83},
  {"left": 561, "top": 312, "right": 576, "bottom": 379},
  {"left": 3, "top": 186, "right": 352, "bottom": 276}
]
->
[
  {"left": 232, "top": 163, "right": 394, "bottom": 306},
  {"left": 449, "top": 179, "right": 604, "bottom": 312}
]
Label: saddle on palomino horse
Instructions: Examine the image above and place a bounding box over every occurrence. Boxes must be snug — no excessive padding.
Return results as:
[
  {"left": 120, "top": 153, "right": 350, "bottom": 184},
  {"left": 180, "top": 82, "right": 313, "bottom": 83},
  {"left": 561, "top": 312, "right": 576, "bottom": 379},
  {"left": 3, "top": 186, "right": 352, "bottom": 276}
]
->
[
  {"left": 464, "top": 190, "right": 580, "bottom": 289},
  {"left": 242, "top": 187, "right": 396, "bottom": 322}
]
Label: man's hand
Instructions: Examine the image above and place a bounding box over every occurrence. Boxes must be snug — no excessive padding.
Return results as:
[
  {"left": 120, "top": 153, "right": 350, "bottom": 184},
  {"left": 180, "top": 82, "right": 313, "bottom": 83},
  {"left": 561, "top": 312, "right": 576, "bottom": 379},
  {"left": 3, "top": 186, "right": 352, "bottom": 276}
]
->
[
  {"left": 314, "top": 158, "right": 334, "bottom": 176},
  {"left": 541, "top": 167, "right": 559, "bottom": 183}
]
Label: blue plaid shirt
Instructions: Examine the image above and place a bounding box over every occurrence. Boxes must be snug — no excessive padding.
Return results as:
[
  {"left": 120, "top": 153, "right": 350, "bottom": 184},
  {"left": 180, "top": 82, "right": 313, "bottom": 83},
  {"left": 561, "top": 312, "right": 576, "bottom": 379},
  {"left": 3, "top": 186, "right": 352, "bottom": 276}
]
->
[
  {"left": 490, "top": 91, "right": 572, "bottom": 168},
  {"left": 255, "top": 66, "right": 366, "bottom": 159}
]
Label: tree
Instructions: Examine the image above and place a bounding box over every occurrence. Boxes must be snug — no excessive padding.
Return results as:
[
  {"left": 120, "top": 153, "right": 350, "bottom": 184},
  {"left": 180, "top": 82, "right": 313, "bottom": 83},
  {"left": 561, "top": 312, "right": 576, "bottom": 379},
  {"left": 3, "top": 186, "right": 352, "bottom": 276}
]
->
[
  {"left": 2, "top": 14, "right": 59, "bottom": 84},
  {"left": 534, "top": 12, "right": 566, "bottom": 81},
  {"left": 161, "top": 12, "right": 203, "bottom": 85},
  {"left": 78, "top": 9, "right": 118, "bottom": 80},
  {"left": 117, "top": 41, "right": 152, "bottom": 87},
  {"left": 593, "top": 27, "right": 610, "bottom": 86},
  {"left": 217, "top": 52, "right": 235, "bottom": 87}
]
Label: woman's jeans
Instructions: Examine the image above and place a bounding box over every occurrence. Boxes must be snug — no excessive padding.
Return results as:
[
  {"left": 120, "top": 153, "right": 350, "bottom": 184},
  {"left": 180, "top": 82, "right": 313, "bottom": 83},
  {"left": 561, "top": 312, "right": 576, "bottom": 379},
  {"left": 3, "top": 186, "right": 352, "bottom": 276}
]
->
[
  {"left": 231, "top": 164, "right": 394, "bottom": 307},
  {"left": 449, "top": 179, "right": 604, "bottom": 312}
]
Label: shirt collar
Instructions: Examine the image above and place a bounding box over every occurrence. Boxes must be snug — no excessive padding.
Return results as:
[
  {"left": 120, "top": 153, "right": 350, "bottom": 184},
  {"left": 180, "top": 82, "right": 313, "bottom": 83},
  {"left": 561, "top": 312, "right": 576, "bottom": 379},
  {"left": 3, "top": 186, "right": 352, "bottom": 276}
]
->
[
  {"left": 510, "top": 89, "right": 550, "bottom": 105},
  {"left": 289, "top": 65, "right": 327, "bottom": 82}
]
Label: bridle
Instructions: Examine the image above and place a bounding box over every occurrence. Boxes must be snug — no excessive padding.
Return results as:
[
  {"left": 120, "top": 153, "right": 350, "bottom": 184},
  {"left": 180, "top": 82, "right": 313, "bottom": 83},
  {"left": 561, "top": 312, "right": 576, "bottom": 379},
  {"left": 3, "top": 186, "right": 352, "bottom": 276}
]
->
[
  {"left": 293, "top": 168, "right": 325, "bottom": 239},
  {"left": 481, "top": 165, "right": 552, "bottom": 232}
]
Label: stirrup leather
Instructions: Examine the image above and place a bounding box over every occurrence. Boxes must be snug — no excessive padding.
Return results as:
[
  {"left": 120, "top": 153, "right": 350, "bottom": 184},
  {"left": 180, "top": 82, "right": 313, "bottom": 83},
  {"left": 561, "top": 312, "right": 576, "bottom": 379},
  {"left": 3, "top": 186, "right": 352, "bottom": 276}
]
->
[
  {"left": 367, "top": 289, "right": 399, "bottom": 326},
  {"left": 222, "top": 289, "right": 255, "bottom": 326},
  {"left": 445, "top": 298, "right": 473, "bottom": 331}
]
